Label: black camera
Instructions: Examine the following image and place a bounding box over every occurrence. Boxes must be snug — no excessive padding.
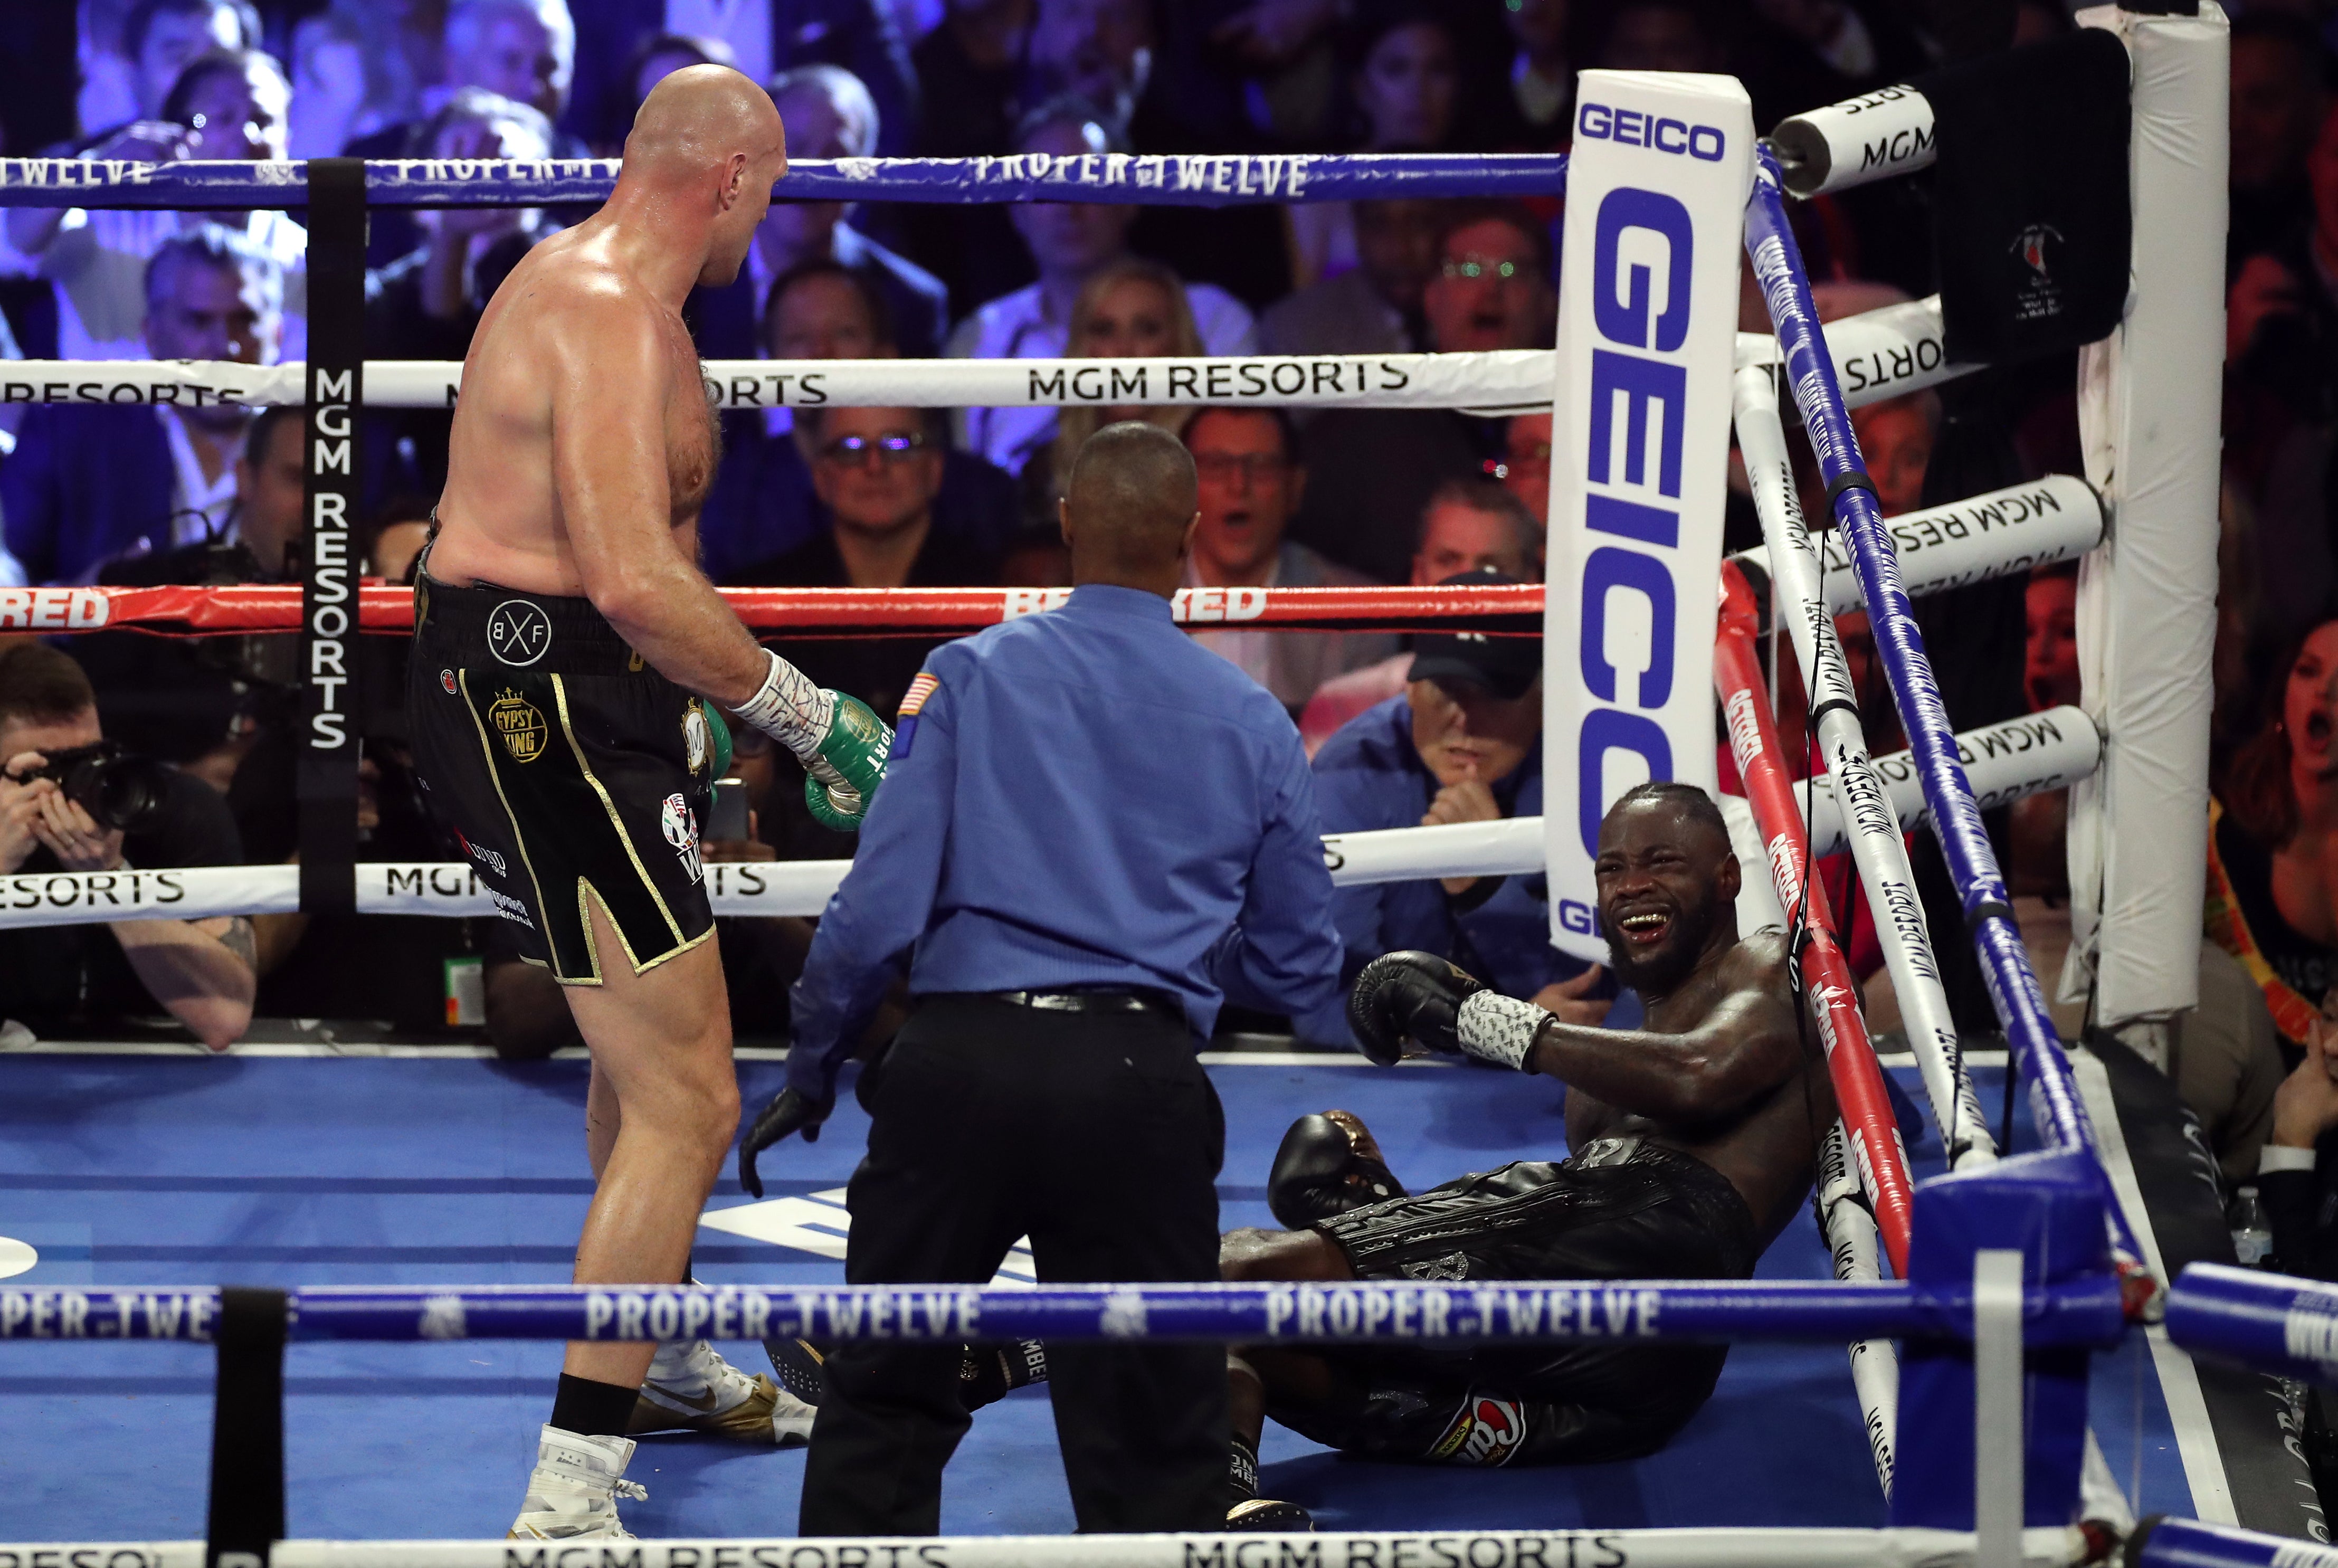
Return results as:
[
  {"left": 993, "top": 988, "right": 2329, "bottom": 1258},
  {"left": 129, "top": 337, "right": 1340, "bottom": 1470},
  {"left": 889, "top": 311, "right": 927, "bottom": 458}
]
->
[{"left": 20, "top": 742, "right": 173, "bottom": 834}]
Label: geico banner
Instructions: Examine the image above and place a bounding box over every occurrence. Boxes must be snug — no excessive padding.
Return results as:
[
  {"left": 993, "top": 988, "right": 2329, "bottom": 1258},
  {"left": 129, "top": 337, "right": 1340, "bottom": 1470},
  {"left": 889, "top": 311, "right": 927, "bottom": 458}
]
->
[{"left": 1543, "top": 72, "right": 1754, "bottom": 962}]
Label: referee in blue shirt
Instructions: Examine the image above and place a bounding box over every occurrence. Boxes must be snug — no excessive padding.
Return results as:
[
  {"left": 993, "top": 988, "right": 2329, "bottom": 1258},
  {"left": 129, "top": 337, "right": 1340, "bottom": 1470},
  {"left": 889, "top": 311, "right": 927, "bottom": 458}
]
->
[{"left": 738, "top": 421, "right": 1343, "bottom": 1535}]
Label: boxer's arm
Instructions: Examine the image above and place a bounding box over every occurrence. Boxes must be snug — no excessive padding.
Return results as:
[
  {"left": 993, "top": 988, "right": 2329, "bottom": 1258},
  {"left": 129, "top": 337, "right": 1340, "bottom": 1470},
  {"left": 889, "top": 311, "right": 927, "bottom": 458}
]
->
[{"left": 550, "top": 289, "right": 769, "bottom": 708}]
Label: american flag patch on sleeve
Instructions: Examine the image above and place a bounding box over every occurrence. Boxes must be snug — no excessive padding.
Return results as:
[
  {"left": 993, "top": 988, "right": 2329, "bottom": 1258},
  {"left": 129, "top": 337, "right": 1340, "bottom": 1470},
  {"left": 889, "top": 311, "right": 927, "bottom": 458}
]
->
[
  {"left": 891, "top": 672, "right": 939, "bottom": 759},
  {"left": 900, "top": 673, "right": 939, "bottom": 717}
]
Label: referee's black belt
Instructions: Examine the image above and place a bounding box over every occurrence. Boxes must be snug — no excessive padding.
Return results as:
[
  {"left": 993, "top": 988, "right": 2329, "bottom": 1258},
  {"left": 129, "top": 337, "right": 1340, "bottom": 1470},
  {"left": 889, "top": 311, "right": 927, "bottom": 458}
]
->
[{"left": 984, "top": 987, "right": 1185, "bottom": 1022}]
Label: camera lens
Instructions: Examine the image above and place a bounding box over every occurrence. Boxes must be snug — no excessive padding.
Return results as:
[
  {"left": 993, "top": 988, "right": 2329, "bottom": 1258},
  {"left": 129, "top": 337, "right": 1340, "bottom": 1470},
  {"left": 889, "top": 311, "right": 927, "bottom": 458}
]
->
[{"left": 63, "top": 747, "right": 171, "bottom": 834}]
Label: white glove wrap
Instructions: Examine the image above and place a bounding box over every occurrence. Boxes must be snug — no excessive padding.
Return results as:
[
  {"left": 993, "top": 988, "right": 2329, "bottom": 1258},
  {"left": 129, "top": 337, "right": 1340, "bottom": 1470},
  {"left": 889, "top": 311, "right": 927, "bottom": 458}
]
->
[
  {"left": 733, "top": 648, "right": 833, "bottom": 762},
  {"left": 1457, "top": 990, "right": 1544, "bottom": 1071}
]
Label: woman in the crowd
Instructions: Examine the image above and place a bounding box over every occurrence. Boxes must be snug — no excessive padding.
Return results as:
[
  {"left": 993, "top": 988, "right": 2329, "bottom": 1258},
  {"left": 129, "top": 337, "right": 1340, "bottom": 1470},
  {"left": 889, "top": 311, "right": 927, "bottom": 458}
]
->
[
  {"left": 1020, "top": 256, "right": 1206, "bottom": 529},
  {"left": 2211, "top": 614, "right": 2338, "bottom": 1048},
  {"left": 1288, "top": 5, "right": 1462, "bottom": 291}
]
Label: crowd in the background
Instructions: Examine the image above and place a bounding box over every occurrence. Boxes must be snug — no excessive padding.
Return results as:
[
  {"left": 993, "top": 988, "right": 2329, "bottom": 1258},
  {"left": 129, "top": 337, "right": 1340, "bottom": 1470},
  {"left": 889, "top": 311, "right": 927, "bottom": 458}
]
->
[{"left": 1, "top": 0, "right": 2336, "bottom": 1146}]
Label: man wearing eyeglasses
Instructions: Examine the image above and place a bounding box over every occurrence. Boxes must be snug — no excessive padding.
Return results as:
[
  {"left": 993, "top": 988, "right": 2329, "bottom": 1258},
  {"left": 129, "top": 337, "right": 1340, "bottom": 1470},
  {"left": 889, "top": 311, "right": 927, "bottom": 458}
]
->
[
  {"left": 731, "top": 406, "right": 1001, "bottom": 805},
  {"left": 1289, "top": 202, "right": 1557, "bottom": 587}
]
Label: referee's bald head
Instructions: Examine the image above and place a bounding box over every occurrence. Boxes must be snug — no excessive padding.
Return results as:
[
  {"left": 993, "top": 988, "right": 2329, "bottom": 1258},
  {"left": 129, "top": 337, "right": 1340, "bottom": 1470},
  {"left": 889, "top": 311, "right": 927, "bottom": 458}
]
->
[{"left": 1065, "top": 421, "right": 1200, "bottom": 580}]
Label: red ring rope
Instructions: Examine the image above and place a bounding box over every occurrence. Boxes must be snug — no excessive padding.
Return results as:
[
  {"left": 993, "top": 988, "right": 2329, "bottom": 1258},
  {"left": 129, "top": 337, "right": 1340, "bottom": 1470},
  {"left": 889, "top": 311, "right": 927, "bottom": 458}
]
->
[{"left": 8, "top": 582, "right": 1544, "bottom": 637}]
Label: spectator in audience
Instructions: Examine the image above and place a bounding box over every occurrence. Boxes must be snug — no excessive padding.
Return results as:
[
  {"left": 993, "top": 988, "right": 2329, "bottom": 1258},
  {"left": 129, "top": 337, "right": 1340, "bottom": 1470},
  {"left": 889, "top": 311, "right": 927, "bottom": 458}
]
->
[
  {"left": 77, "top": 0, "right": 255, "bottom": 132},
  {"left": 1299, "top": 477, "right": 1541, "bottom": 753},
  {"left": 950, "top": 99, "right": 1258, "bottom": 477},
  {"left": 1022, "top": 256, "right": 1204, "bottom": 529},
  {"left": 698, "top": 261, "right": 1021, "bottom": 579},
  {"left": 4, "top": 47, "right": 306, "bottom": 363},
  {"left": 901, "top": 0, "right": 1037, "bottom": 317},
  {"left": 0, "top": 642, "right": 253, "bottom": 1050},
  {"left": 1290, "top": 201, "right": 1554, "bottom": 586},
  {"left": 4, "top": 226, "right": 281, "bottom": 586},
  {"left": 997, "top": 522, "right": 1074, "bottom": 587},
  {"left": 1023, "top": 0, "right": 1153, "bottom": 131},
  {"left": 1180, "top": 406, "right": 1398, "bottom": 716},
  {"left": 1500, "top": 0, "right": 1573, "bottom": 148},
  {"left": 1596, "top": 0, "right": 1731, "bottom": 73},
  {"left": 2229, "top": 12, "right": 2327, "bottom": 280},
  {"left": 365, "top": 89, "right": 559, "bottom": 492},
  {"left": 78, "top": 404, "right": 300, "bottom": 780},
  {"left": 288, "top": 3, "right": 420, "bottom": 159},
  {"left": 1299, "top": 587, "right": 1614, "bottom": 1048},
  {"left": 689, "top": 64, "right": 949, "bottom": 360},
  {"left": 1850, "top": 388, "right": 1940, "bottom": 518},
  {"left": 2212, "top": 614, "right": 2338, "bottom": 1052},
  {"left": 1288, "top": 7, "right": 1462, "bottom": 292},
  {"left": 1259, "top": 198, "right": 1439, "bottom": 358},
  {"left": 1496, "top": 410, "right": 1554, "bottom": 526},
  {"left": 344, "top": 0, "right": 582, "bottom": 265},
  {"left": 1733, "top": 0, "right": 1930, "bottom": 135}
]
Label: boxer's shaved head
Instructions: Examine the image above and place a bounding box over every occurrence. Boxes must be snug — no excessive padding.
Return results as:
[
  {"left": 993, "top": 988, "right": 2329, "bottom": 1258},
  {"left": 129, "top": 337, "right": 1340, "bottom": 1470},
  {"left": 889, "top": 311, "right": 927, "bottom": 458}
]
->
[
  {"left": 1064, "top": 422, "right": 1201, "bottom": 589},
  {"left": 621, "top": 64, "right": 787, "bottom": 285},
  {"left": 628, "top": 64, "right": 785, "bottom": 169}
]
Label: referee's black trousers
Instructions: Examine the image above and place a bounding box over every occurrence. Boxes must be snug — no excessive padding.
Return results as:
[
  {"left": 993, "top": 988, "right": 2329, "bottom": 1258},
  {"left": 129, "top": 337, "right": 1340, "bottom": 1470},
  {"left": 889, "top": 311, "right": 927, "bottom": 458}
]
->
[{"left": 797, "top": 994, "right": 1229, "bottom": 1535}]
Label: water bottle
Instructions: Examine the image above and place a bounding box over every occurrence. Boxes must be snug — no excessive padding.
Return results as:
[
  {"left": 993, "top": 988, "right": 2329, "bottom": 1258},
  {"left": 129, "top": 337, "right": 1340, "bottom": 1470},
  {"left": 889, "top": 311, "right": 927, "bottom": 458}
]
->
[{"left": 2231, "top": 1185, "right": 2274, "bottom": 1268}]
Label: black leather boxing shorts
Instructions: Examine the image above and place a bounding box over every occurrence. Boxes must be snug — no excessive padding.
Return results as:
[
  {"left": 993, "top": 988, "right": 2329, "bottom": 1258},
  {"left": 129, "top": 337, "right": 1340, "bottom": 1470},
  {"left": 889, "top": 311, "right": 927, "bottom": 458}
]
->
[
  {"left": 407, "top": 571, "right": 717, "bottom": 984},
  {"left": 1272, "top": 1138, "right": 1760, "bottom": 1467}
]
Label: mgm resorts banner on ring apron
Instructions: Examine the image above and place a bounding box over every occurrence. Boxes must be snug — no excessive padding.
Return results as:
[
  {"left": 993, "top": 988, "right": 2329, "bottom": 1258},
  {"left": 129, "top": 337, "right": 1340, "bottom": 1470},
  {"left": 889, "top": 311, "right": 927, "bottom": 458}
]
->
[{"left": 1543, "top": 71, "right": 1753, "bottom": 964}]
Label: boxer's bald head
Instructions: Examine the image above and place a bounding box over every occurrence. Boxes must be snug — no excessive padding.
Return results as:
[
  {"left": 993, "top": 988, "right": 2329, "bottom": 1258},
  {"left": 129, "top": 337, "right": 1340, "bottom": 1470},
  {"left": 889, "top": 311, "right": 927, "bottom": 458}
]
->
[
  {"left": 1062, "top": 421, "right": 1201, "bottom": 596},
  {"left": 621, "top": 64, "right": 787, "bottom": 286}
]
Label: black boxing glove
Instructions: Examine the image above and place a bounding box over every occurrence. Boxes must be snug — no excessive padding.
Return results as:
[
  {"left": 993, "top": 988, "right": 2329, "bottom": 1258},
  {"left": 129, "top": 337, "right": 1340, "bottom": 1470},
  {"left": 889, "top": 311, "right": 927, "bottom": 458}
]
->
[
  {"left": 1347, "top": 951, "right": 1486, "bottom": 1065},
  {"left": 1267, "top": 1110, "right": 1409, "bottom": 1228},
  {"left": 738, "top": 1085, "right": 832, "bottom": 1199}
]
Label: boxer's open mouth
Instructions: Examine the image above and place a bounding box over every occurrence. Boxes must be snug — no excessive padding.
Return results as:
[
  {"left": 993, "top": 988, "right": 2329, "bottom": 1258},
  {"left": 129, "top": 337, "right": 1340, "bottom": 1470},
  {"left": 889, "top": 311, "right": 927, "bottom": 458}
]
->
[
  {"left": 1615, "top": 907, "right": 1673, "bottom": 945},
  {"left": 2307, "top": 708, "right": 2333, "bottom": 750}
]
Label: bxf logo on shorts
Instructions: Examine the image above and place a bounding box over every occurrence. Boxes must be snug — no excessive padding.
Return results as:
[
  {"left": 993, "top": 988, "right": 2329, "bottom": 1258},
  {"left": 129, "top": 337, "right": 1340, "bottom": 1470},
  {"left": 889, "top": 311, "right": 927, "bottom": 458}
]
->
[
  {"left": 660, "top": 791, "right": 703, "bottom": 885},
  {"left": 486, "top": 600, "right": 554, "bottom": 666},
  {"left": 1427, "top": 1392, "right": 1530, "bottom": 1467}
]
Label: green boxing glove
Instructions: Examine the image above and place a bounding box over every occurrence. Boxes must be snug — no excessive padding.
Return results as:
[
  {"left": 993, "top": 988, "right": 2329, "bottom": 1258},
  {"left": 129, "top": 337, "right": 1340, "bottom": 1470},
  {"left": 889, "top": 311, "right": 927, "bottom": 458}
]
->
[
  {"left": 704, "top": 702, "right": 734, "bottom": 781},
  {"left": 802, "top": 691, "right": 892, "bottom": 832}
]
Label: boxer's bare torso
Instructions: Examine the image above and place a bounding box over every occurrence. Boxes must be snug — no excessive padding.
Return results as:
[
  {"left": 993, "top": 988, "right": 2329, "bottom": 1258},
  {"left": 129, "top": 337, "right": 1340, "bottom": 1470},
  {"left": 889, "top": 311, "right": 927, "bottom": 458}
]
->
[{"left": 427, "top": 226, "right": 719, "bottom": 595}]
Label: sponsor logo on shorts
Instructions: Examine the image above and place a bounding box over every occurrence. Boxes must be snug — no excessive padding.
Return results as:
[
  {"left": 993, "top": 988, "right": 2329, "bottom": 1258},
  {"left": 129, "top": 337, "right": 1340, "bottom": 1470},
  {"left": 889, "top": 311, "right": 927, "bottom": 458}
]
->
[
  {"left": 683, "top": 702, "right": 710, "bottom": 775},
  {"left": 661, "top": 791, "right": 703, "bottom": 885},
  {"left": 440, "top": 668, "right": 457, "bottom": 695},
  {"left": 486, "top": 600, "right": 554, "bottom": 666},
  {"left": 490, "top": 689, "right": 548, "bottom": 764},
  {"left": 487, "top": 885, "right": 534, "bottom": 929},
  {"left": 453, "top": 828, "right": 506, "bottom": 879},
  {"left": 1427, "top": 1392, "right": 1529, "bottom": 1467},
  {"left": 1398, "top": 1251, "right": 1470, "bottom": 1281}
]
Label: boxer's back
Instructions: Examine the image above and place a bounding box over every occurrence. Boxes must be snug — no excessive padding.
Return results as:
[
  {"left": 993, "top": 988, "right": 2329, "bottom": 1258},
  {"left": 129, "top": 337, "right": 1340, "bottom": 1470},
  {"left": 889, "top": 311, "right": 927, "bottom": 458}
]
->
[{"left": 427, "top": 224, "right": 717, "bottom": 596}]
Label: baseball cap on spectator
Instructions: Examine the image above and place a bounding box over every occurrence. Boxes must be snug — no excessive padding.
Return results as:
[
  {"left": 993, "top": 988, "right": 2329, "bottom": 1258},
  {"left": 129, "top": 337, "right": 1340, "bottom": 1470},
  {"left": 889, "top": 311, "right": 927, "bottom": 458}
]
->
[{"left": 1408, "top": 568, "right": 1539, "bottom": 700}]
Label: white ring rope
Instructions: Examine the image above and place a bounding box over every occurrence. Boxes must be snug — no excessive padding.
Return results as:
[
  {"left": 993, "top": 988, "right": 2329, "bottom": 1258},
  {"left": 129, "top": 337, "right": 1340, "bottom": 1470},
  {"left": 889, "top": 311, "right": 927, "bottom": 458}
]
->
[
  {"left": 1818, "top": 1120, "right": 1899, "bottom": 1498},
  {"left": 0, "top": 296, "right": 1955, "bottom": 414},
  {"left": 0, "top": 1529, "right": 2094, "bottom": 1568},
  {"left": 1738, "top": 366, "right": 2000, "bottom": 1169},
  {"left": 0, "top": 717, "right": 2094, "bottom": 932}
]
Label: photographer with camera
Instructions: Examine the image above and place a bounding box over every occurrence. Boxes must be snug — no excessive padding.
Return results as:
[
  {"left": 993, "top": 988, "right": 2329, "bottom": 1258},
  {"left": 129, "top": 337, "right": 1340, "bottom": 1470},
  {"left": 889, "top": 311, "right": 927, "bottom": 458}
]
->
[{"left": 0, "top": 644, "right": 254, "bottom": 1051}]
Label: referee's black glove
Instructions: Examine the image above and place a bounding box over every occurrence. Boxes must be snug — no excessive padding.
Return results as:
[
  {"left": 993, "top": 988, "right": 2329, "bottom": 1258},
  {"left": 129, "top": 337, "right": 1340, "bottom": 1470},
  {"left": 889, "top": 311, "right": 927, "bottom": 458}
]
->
[{"left": 738, "top": 1086, "right": 833, "bottom": 1199}]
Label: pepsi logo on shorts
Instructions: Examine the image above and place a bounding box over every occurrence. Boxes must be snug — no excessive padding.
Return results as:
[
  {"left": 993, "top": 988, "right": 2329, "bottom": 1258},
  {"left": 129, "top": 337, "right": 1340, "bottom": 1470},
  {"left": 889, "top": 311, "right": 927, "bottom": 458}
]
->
[
  {"left": 487, "top": 600, "right": 554, "bottom": 666},
  {"left": 1427, "top": 1392, "right": 1529, "bottom": 1467}
]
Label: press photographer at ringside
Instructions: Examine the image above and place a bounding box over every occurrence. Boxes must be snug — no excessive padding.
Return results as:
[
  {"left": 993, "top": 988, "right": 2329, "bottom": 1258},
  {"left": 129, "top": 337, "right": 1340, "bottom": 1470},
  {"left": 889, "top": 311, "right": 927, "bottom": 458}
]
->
[{"left": 0, "top": 643, "right": 254, "bottom": 1050}]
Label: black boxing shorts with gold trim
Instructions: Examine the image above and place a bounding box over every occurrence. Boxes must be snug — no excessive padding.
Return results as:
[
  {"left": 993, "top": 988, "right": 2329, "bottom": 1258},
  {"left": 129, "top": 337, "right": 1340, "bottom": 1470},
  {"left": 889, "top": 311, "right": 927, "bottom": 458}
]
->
[
  {"left": 1271, "top": 1138, "right": 1760, "bottom": 1466},
  {"left": 406, "top": 571, "right": 717, "bottom": 984}
]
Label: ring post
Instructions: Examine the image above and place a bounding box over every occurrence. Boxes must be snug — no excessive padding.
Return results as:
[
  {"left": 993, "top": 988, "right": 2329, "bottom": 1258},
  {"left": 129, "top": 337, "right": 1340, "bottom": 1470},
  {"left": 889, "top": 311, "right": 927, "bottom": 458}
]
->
[
  {"left": 297, "top": 158, "right": 366, "bottom": 916},
  {"left": 206, "top": 1287, "right": 288, "bottom": 1568},
  {"left": 1890, "top": 1152, "right": 2103, "bottom": 1534}
]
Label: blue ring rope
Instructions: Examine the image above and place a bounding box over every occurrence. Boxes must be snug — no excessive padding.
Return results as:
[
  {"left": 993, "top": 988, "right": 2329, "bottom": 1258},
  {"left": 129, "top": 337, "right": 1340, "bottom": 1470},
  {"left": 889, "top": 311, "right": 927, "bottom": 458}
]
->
[
  {"left": 0, "top": 153, "right": 1567, "bottom": 211},
  {"left": 0, "top": 1277, "right": 2125, "bottom": 1345},
  {"left": 1741, "top": 151, "right": 2144, "bottom": 1274}
]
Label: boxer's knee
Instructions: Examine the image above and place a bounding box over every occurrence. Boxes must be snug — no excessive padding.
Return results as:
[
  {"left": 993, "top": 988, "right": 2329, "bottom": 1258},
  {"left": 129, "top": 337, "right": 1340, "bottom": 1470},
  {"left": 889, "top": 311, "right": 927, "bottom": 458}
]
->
[{"left": 1221, "top": 1225, "right": 1352, "bottom": 1281}]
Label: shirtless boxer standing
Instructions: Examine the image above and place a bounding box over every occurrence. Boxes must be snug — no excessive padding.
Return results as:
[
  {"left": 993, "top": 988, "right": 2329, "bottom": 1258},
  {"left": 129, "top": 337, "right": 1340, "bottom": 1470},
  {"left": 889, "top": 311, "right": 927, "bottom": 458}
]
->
[
  {"left": 406, "top": 66, "right": 892, "bottom": 1538},
  {"left": 1215, "top": 781, "right": 1830, "bottom": 1527}
]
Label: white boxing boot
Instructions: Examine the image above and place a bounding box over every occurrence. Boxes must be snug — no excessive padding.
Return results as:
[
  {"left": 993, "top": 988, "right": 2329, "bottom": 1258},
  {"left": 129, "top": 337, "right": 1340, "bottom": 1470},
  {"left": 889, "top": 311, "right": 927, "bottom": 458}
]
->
[
  {"left": 507, "top": 1426, "right": 648, "bottom": 1540},
  {"left": 633, "top": 1338, "right": 815, "bottom": 1446}
]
